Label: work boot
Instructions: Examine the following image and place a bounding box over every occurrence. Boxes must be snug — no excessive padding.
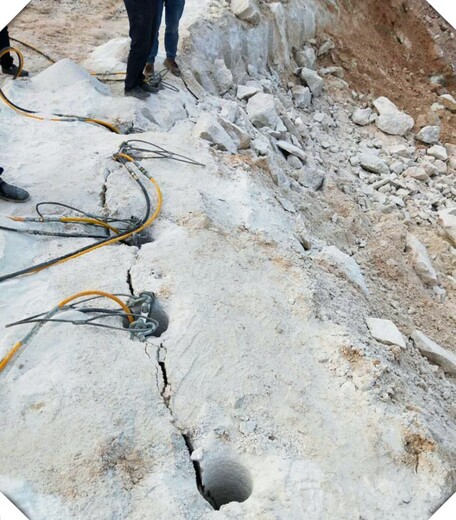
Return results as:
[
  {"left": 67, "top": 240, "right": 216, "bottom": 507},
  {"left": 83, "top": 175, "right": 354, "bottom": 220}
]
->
[
  {"left": 144, "top": 63, "right": 154, "bottom": 77},
  {"left": 163, "top": 58, "right": 181, "bottom": 77},
  {"left": 1, "top": 64, "right": 29, "bottom": 77},
  {"left": 0, "top": 177, "right": 30, "bottom": 202},
  {"left": 124, "top": 80, "right": 159, "bottom": 99}
]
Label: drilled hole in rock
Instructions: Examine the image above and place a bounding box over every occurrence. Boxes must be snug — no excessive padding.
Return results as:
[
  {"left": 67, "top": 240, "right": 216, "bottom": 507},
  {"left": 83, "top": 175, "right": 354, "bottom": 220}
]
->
[
  {"left": 201, "top": 458, "right": 253, "bottom": 510},
  {"left": 123, "top": 292, "right": 169, "bottom": 338}
]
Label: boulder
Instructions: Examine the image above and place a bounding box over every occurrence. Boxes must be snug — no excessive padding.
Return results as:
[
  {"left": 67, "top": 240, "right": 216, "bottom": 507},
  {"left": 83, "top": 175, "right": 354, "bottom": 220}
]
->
[
  {"left": 376, "top": 112, "right": 414, "bottom": 136},
  {"left": 427, "top": 145, "right": 448, "bottom": 161},
  {"left": 372, "top": 97, "right": 414, "bottom": 136},
  {"left": 439, "top": 94, "right": 456, "bottom": 113},
  {"left": 246, "top": 93, "right": 282, "bottom": 130},
  {"left": 416, "top": 126, "right": 440, "bottom": 145},
  {"left": 406, "top": 234, "right": 438, "bottom": 286},
  {"left": 358, "top": 153, "right": 389, "bottom": 175},
  {"left": 366, "top": 318, "right": 406, "bottom": 349},
  {"left": 276, "top": 140, "right": 307, "bottom": 162},
  {"left": 295, "top": 48, "right": 316, "bottom": 70},
  {"left": 300, "top": 68, "right": 324, "bottom": 97},
  {"left": 230, "top": 0, "right": 260, "bottom": 24},
  {"left": 192, "top": 113, "right": 237, "bottom": 153},
  {"left": 291, "top": 85, "right": 312, "bottom": 108},
  {"left": 438, "top": 207, "right": 456, "bottom": 247},
  {"left": 412, "top": 331, "right": 456, "bottom": 375},
  {"left": 373, "top": 96, "right": 401, "bottom": 115},
  {"left": 352, "top": 108, "right": 372, "bottom": 126}
]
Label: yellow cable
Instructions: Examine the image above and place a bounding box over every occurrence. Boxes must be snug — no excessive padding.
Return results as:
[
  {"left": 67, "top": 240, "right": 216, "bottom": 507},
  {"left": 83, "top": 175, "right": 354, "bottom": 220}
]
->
[
  {"left": 0, "top": 47, "right": 120, "bottom": 133},
  {"left": 60, "top": 217, "right": 120, "bottom": 235},
  {"left": 29, "top": 154, "right": 162, "bottom": 275},
  {"left": 0, "top": 291, "right": 134, "bottom": 372},
  {"left": 0, "top": 342, "right": 23, "bottom": 372},
  {"left": 57, "top": 290, "right": 134, "bottom": 323}
]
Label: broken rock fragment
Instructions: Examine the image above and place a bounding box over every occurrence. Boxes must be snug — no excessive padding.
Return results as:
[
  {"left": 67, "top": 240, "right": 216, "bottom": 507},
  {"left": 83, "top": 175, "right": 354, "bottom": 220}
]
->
[
  {"left": 411, "top": 331, "right": 456, "bottom": 376},
  {"left": 318, "top": 246, "right": 369, "bottom": 295},
  {"left": 373, "top": 96, "right": 414, "bottom": 136},
  {"left": 439, "top": 94, "right": 456, "bottom": 113},
  {"left": 406, "top": 234, "right": 438, "bottom": 286},
  {"left": 300, "top": 68, "right": 324, "bottom": 97},
  {"left": 438, "top": 207, "right": 456, "bottom": 247},
  {"left": 230, "top": 0, "right": 260, "bottom": 24},
  {"left": 276, "top": 140, "right": 307, "bottom": 162},
  {"left": 291, "top": 85, "right": 312, "bottom": 108},
  {"left": 192, "top": 113, "right": 237, "bottom": 153},
  {"left": 246, "top": 92, "right": 282, "bottom": 130},
  {"left": 367, "top": 318, "right": 406, "bottom": 349},
  {"left": 358, "top": 152, "right": 389, "bottom": 175},
  {"left": 351, "top": 108, "right": 372, "bottom": 126},
  {"left": 416, "top": 126, "right": 440, "bottom": 145}
]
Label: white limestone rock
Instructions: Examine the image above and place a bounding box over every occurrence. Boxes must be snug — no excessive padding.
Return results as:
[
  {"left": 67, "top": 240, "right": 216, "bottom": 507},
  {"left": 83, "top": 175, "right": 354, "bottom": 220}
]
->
[
  {"left": 406, "top": 234, "right": 438, "bottom": 286},
  {"left": 246, "top": 93, "right": 282, "bottom": 130},
  {"left": 416, "top": 126, "right": 440, "bottom": 145},
  {"left": 300, "top": 68, "right": 324, "bottom": 97},
  {"left": 439, "top": 94, "right": 456, "bottom": 113},
  {"left": 318, "top": 246, "right": 369, "bottom": 295},
  {"left": 403, "top": 166, "right": 429, "bottom": 181},
  {"left": 427, "top": 145, "right": 448, "bottom": 161},
  {"left": 295, "top": 48, "right": 316, "bottom": 70},
  {"left": 352, "top": 108, "right": 372, "bottom": 126},
  {"left": 219, "top": 118, "right": 252, "bottom": 150},
  {"left": 292, "top": 85, "right": 312, "bottom": 108},
  {"left": 212, "top": 59, "right": 233, "bottom": 94},
  {"left": 412, "top": 331, "right": 456, "bottom": 375},
  {"left": 438, "top": 207, "right": 456, "bottom": 247},
  {"left": 237, "top": 84, "right": 261, "bottom": 101},
  {"left": 377, "top": 112, "right": 414, "bottom": 136},
  {"left": 373, "top": 97, "right": 414, "bottom": 136},
  {"left": 192, "top": 113, "right": 237, "bottom": 153},
  {"left": 317, "top": 39, "right": 335, "bottom": 56},
  {"left": 358, "top": 153, "right": 389, "bottom": 175},
  {"left": 230, "top": 0, "right": 260, "bottom": 24},
  {"left": 276, "top": 140, "right": 307, "bottom": 162},
  {"left": 366, "top": 318, "right": 406, "bottom": 349},
  {"left": 373, "top": 97, "right": 400, "bottom": 115}
]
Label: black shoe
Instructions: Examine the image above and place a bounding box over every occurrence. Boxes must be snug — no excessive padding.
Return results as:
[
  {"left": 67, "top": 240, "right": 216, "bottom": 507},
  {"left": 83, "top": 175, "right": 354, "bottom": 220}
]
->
[
  {"left": 0, "top": 179, "right": 30, "bottom": 202},
  {"left": 124, "top": 80, "right": 159, "bottom": 98},
  {"left": 2, "top": 64, "right": 29, "bottom": 77}
]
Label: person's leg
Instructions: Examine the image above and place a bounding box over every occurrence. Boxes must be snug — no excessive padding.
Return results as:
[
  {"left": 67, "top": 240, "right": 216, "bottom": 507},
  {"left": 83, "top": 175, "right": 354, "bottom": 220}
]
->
[
  {"left": 124, "top": 0, "right": 159, "bottom": 92},
  {"left": 0, "top": 26, "right": 14, "bottom": 69},
  {"left": 147, "top": 0, "right": 164, "bottom": 66},
  {"left": 164, "top": 0, "right": 185, "bottom": 61}
]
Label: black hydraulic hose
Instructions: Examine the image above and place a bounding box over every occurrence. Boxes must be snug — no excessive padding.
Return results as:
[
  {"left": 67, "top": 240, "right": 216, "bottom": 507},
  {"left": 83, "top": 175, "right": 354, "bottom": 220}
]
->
[{"left": 0, "top": 171, "right": 151, "bottom": 283}]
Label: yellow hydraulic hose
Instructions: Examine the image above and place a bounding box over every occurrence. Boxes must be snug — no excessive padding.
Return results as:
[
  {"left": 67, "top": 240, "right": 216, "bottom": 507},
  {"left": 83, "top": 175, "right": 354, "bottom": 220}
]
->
[
  {"left": 0, "top": 47, "right": 120, "bottom": 133},
  {"left": 60, "top": 217, "right": 120, "bottom": 235},
  {"left": 0, "top": 341, "right": 23, "bottom": 372},
  {"left": 0, "top": 290, "right": 134, "bottom": 372},
  {"left": 29, "top": 154, "right": 162, "bottom": 275},
  {"left": 57, "top": 290, "right": 134, "bottom": 323}
]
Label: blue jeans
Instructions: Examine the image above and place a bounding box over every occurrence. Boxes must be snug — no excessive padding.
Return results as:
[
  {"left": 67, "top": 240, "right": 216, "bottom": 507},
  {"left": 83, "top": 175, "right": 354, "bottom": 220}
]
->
[{"left": 147, "top": 0, "right": 185, "bottom": 63}]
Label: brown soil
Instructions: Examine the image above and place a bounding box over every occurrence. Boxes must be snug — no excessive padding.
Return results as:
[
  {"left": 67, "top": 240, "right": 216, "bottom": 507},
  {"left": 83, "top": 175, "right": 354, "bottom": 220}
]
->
[
  {"left": 9, "top": 0, "right": 127, "bottom": 65},
  {"left": 327, "top": 0, "right": 456, "bottom": 144}
]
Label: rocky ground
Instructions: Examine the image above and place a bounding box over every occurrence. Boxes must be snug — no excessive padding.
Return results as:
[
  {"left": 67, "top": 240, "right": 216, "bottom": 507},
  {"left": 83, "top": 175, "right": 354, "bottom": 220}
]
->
[{"left": 1, "top": 0, "right": 455, "bottom": 519}]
